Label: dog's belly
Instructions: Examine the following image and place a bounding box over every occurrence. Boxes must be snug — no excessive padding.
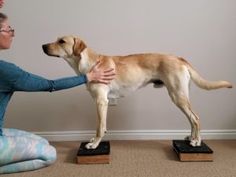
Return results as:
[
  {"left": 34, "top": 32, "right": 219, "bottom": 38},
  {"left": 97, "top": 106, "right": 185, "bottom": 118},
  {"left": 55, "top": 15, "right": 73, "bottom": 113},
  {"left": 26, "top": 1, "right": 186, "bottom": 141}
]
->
[
  {"left": 108, "top": 80, "right": 149, "bottom": 99},
  {"left": 108, "top": 87, "right": 134, "bottom": 99}
]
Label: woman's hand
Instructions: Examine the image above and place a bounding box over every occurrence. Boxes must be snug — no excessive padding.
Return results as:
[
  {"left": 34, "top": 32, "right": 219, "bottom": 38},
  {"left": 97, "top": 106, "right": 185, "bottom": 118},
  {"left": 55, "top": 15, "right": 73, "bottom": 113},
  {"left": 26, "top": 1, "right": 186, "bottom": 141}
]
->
[{"left": 86, "top": 61, "right": 116, "bottom": 84}]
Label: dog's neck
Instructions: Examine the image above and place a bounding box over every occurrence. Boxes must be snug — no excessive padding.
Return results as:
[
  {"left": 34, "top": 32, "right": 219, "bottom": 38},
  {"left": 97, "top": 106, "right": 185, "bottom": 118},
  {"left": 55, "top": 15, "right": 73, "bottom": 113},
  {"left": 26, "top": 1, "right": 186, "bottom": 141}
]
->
[
  {"left": 79, "top": 48, "right": 99, "bottom": 74},
  {"left": 64, "top": 48, "right": 99, "bottom": 75},
  {"left": 63, "top": 56, "right": 81, "bottom": 75}
]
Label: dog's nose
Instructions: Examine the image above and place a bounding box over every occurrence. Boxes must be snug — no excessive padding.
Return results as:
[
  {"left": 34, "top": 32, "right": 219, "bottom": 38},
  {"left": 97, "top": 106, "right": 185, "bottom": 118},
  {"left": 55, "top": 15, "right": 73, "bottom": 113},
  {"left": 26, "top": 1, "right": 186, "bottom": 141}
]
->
[{"left": 42, "top": 44, "right": 48, "bottom": 53}]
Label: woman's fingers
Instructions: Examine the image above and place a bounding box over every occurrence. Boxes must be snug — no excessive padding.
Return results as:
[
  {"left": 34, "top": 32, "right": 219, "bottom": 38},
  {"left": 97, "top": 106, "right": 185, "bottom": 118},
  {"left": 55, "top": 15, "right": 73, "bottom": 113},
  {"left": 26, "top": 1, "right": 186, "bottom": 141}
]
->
[
  {"left": 103, "top": 68, "right": 116, "bottom": 77},
  {"left": 103, "top": 68, "right": 115, "bottom": 73}
]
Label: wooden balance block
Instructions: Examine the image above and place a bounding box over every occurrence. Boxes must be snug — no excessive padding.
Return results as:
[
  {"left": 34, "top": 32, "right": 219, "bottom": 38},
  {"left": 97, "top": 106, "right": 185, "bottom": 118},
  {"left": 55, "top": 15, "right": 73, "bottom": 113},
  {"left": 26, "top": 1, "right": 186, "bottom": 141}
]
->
[
  {"left": 173, "top": 140, "right": 213, "bottom": 162},
  {"left": 77, "top": 141, "right": 110, "bottom": 164}
]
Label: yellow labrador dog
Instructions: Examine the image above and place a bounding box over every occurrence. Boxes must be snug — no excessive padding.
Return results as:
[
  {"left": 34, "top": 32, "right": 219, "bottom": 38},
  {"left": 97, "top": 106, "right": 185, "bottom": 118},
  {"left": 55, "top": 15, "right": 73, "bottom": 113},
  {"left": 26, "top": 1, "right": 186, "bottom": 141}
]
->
[{"left": 42, "top": 36, "right": 232, "bottom": 149}]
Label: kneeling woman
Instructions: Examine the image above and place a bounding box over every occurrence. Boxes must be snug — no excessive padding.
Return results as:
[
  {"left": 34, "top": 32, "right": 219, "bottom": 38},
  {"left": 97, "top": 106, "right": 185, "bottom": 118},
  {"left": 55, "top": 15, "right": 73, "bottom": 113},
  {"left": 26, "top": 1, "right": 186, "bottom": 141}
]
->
[{"left": 0, "top": 12, "right": 115, "bottom": 174}]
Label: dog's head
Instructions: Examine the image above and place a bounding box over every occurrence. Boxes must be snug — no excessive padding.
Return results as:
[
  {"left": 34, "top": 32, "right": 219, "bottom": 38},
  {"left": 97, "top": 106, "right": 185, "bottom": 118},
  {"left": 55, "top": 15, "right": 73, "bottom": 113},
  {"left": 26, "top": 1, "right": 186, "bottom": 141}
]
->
[{"left": 42, "top": 35, "right": 87, "bottom": 59}]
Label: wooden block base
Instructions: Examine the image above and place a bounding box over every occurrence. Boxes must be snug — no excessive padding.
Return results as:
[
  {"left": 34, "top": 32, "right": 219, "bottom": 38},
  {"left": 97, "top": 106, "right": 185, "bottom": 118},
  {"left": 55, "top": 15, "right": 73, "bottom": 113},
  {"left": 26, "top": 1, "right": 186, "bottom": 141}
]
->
[
  {"left": 77, "top": 141, "right": 110, "bottom": 164},
  {"left": 173, "top": 140, "right": 213, "bottom": 162}
]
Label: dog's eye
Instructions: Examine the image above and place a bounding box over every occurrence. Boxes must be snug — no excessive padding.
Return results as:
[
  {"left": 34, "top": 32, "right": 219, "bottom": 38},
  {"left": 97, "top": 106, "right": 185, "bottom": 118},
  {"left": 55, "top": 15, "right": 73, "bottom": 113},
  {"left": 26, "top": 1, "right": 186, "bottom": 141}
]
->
[{"left": 58, "top": 39, "right": 66, "bottom": 44}]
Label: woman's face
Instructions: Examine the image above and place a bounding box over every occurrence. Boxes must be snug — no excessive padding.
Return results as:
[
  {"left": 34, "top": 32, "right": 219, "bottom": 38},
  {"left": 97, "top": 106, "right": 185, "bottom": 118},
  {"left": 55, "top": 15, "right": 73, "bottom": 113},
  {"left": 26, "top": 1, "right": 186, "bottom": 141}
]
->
[
  {"left": 0, "top": 0, "right": 4, "bottom": 8},
  {"left": 0, "top": 20, "right": 14, "bottom": 49}
]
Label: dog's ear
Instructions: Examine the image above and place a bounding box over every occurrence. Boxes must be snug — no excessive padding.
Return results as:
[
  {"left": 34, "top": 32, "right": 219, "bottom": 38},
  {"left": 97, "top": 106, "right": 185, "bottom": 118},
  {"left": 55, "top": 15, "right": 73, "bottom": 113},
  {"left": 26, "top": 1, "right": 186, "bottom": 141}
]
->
[{"left": 73, "top": 38, "right": 87, "bottom": 57}]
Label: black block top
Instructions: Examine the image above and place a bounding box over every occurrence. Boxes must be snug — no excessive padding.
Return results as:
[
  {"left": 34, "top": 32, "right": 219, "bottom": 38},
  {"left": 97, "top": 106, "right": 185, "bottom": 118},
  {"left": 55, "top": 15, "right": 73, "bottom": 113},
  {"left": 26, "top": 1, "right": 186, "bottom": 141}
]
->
[
  {"left": 77, "top": 141, "right": 110, "bottom": 156},
  {"left": 173, "top": 140, "right": 213, "bottom": 153}
]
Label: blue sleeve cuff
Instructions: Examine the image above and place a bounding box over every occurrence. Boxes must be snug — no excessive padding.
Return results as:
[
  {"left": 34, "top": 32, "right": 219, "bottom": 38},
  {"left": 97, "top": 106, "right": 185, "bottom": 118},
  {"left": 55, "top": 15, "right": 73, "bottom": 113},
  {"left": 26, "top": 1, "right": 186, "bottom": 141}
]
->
[{"left": 83, "top": 74, "right": 88, "bottom": 83}]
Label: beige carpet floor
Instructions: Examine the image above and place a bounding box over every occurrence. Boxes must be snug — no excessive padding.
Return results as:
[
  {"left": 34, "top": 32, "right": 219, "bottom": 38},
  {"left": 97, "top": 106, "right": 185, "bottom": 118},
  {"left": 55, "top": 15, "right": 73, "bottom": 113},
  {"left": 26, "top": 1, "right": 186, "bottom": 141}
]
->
[{"left": 1, "top": 140, "right": 236, "bottom": 177}]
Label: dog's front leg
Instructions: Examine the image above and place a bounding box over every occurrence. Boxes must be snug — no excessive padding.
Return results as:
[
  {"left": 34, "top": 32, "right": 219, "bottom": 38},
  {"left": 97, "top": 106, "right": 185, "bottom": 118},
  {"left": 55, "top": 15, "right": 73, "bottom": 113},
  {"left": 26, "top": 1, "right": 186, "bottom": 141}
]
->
[{"left": 86, "top": 87, "right": 109, "bottom": 149}]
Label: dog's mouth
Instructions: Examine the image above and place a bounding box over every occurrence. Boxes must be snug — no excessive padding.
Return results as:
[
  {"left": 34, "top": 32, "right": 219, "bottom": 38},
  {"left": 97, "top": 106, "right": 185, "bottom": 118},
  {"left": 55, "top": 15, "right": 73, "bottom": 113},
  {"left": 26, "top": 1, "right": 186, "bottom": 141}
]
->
[{"left": 46, "top": 53, "right": 60, "bottom": 58}]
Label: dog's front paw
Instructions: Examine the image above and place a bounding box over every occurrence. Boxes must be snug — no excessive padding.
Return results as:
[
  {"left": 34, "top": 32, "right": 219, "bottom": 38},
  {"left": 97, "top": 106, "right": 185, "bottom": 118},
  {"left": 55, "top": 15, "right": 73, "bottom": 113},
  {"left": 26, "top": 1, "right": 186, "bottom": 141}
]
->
[
  {"left": 86, "top": 142, "right": 98, "bottom": 149},
  {"left": 89, "top": 137, "right": 95, "bottom": 143},
  {"left": 85, "top": 137, "right": 101, "bottom": 149}
]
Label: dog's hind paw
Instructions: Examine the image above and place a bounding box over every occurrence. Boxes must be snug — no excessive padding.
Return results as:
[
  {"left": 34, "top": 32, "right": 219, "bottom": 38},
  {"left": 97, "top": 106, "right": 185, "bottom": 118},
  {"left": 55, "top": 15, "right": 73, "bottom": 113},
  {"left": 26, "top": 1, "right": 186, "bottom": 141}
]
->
[
  {"left": 185, "top": 136, "right": 201, "bottom": 147},
  {"left": 190, "top": 139, "right": 201, "bottom": 147}
]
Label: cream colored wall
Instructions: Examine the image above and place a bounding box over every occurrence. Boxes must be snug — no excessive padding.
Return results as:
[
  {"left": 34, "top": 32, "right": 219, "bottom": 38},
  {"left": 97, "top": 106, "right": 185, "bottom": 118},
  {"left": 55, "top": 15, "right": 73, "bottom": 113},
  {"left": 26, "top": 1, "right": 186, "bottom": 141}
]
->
[{"left": 1, "top": 0, "right": 235, "bottom": 137}]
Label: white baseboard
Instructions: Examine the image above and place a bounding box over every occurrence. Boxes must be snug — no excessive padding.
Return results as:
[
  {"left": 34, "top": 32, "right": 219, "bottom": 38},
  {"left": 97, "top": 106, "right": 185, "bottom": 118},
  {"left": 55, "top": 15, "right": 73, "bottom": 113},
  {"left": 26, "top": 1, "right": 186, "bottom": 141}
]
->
[{"left": 34, "top": 129, "right": 236, "bottom": 142}]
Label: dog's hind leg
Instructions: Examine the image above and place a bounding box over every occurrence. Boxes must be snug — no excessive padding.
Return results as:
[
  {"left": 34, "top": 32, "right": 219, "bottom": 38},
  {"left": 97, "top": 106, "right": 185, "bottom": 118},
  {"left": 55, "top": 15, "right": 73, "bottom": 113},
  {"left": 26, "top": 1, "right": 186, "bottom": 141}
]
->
[
  {"left": 165, "top": 69, "right": 201, "bottom": 146},
  {"left": 171, "top": 93, "right": 201, "bottom": 146},
  {"left": 86, "top": 86, "right": 109, "bottom": 149}
]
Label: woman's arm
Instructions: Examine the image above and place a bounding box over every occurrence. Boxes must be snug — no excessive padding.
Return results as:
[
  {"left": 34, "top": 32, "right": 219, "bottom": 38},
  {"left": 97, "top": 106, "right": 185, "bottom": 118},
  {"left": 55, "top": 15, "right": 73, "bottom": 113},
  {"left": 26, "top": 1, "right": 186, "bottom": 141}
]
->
[
  {"left": 0, "top": 60, "right": 115, "bottom": 92},
  {"left": 0, "top": 60, "right": 87, "bottom": 91},
  {"left": 12, "top": 71, "right": 87, "bottom": 92}
]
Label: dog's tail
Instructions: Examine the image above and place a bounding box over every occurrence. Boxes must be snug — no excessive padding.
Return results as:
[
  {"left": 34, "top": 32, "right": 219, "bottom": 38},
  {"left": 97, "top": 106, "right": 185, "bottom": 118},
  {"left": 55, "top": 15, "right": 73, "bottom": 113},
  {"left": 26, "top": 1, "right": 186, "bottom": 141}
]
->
[
  {"left": 187, "top": 66, "right": 233, "bottom": 90},
  {"left": 183, "top": 60, "right": 233, "bottom": 90}
]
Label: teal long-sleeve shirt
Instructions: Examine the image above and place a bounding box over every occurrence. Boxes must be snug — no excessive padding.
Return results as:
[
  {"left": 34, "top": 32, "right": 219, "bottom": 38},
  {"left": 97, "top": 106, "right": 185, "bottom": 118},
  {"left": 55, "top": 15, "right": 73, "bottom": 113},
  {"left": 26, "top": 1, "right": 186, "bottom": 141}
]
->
[{"left": 0, "top": 60, "right": 87, "bottom": 135}]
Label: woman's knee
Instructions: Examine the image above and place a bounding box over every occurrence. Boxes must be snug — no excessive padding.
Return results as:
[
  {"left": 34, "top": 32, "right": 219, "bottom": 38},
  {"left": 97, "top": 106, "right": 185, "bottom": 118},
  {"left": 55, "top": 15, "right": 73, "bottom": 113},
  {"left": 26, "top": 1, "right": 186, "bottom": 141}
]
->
[{"left": 45, "top": 145, "right": 57, "bottom": 165}]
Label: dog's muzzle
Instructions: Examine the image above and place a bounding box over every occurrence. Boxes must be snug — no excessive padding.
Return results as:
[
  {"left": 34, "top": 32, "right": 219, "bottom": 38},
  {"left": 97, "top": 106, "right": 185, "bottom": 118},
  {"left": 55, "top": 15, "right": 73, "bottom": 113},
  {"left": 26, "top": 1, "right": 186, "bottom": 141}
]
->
[
  {"left": 42, "top": 44, "right": 49, "bottom": 54},
  {"left": 42, "top": 44, "right": 60, "bottom": 57}
]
